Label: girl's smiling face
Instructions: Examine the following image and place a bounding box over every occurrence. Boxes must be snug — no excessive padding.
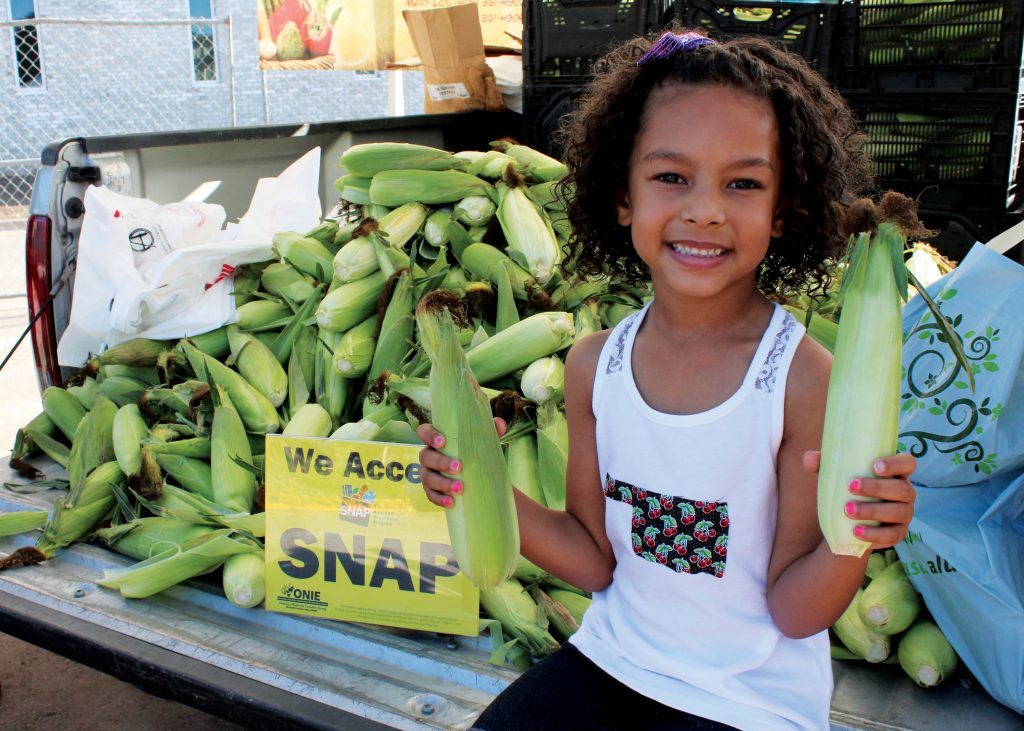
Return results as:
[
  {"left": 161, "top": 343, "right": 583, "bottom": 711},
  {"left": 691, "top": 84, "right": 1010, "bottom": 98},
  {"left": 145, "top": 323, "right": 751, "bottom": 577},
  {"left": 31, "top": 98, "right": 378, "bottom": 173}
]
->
[{"left": 617, "top": 82, "right": 785, "bottom": 304}]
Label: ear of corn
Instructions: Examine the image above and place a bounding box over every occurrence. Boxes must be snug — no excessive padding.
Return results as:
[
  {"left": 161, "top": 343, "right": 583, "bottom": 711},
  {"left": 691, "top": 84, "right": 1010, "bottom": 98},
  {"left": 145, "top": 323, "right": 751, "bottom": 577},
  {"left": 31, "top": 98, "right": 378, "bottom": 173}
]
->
[
  {"left": 93, "top": 516, "right": 217, "bottom": 561},
  {"left": 536, "top": 401, "right": 568, "bottom": 511},
  {"left": 97, "top": 529, "right": 260, "bottom": 599},
  {"left": 37, "top": 460, "right": 125, "bottom": 557},
  {"left": 494, "top": 258, "right": 519, "bottom": 333},
  {"left": 87, "top": 338, "right": 171, "bottom": 372},
  {"left": 315, "top": 330, "right": 352, "bottom": 429},
  {"left": 416, "top": 297, "right": 519, "bottom": 589},
  {"left": 145, "top": 437, "right": 211, "bottom": 459},
  {"left": 67, "top": 377, "right": 100, "bottom": 410},
  {"left": 261, "top": 261, "right": 317, "bottom": 303},
  {"left": 66, "top": 395, "right": 118, "bottom": 496},
  {"left": 330, "top": 418, "right": 381, "bottom": 441},
  {"left": 222, "top": 550, "right": 267, "bottom": 608},
  {"left": 490, "top": 139, "right": 568, "bottom": 183},
  {"left": 857, "top": 560, "right": 921, "bottom": 635},
  {"left": 332, "top": 315, "right": 379, "bottom": 378},
  {"left": 227, "top": 325, "right": 289, "bottom": 407},
  {"left": 154, "top": 453, "right": 215, "bottom": 501},
  {"left": 373, "top": 419, "right": 419, "bottom": 445},
  {"left": 42, "top": 386, "right": 88, "bottom": 442},
  {"left": 315, "top": 270, "right": 388, "bottom": 332},
  {"left": 145, "top": 483, "right": 266, "bottom": 536},
  {"left": 521, "top": 357, "right": 565, "bottom": 405},
  {"left": 333, "top": 235, "right": 380, "bottom": 282},
  {"left": 235, "top": 300, "right": 292, "bottom": 332},
  {"left": 288, "top": 345, "right": 312, "bottom": 417},
  {"left": 97, "top": 376, "right": 148, "bottom": 407},
  {"left": 272, "top": 232, "right": 334, "bottom": 281},
  {"left": 817, "top": 224, "right": 906, "bottom": 557},
  {"left": 22, "top": 427, "right": 71, "bottom": 468},
  {"left": 833, "top": 588, "right": 891, "bottom": 662},
  {"left": 282, "top": 403, "right": 333, "bottom": 438},
  {"left": 99, "top": 364, "right": 160, "bottom": 387},
  {"left": 367, "top": 270, "right": 415, "bottom": 384},
  {"left": 464, "top": 311, "right": 574, "bottom": 386},
  {"left": 573, "top": 298, "right": 603, "bottom": 342},
  {"left": 369, "top": 170, "right": 493, "bottom": 207},
  {"left": 341, "top": 142, "right": 470, "bottom": 177},
  {"left": 783, "top": 305, "right": 838, "bottom": 354},
  {"left": 11, "top": 410, "right": 57, "bottom": 462},
  {"left": 180, "top": 341, "right": 280, "bottom": 434},
  {"left": 546, "top": 587, "right": 591, "bottom": 625},
  {"left": 182, "top": 326, "right": 230, "bottom": 358},
  {"left": 479, "top": 577, "right": 560, "bottom": 654},
  {"left": 460, "top": 243, "right": 550, "bottom": 309},
  {"left": 424, "top": 208, "right": 452, "bottom": 246},
  {"left": 378, "top": 202, "right": 428, "bottom": 249},
  {"left": 897, "top": 619, "right": 958, "bottom": 687},
  {"left": 112, "top": 404, "right": 150, "bottom": 477},
  {"left": 535, "top": 587, "right": 580, "bottom": 640},
  {"left": 335, "top": 175, "right": 372, "bottom": 205},
  {"left": 496, "top": 168, "right": 561, "bottom": 285},
  {"left": 506, "top": 431, "right": 546, "bottom": 507},
  {"left": 454, "top": 195, "right": 497, "bottom": 227},
  {"left": 466, "top": 149, "right": 511, "bottom": 179},
  {"left": 210, "top": 385, "right": 258, "bottom": 514}
]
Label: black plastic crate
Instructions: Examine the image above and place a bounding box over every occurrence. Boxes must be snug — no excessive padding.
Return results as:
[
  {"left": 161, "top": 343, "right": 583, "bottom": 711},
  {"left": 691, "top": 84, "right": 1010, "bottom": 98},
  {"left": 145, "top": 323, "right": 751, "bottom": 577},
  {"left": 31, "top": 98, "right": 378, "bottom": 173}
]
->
[
  {"left": 672, "top": 0, "right": 839, "bottom": 77},
  {"left": 919, "top": 208, "right": 1021, "bottom": 262},
  {"left": 524, "top": 0, "right": 675, "bottom": 85},
  {"left": 837, "top": 0, "right": 1024, "bottom": 92},
  {"left": 847, "top": 92, "right": 1017, "bottom": 185},
  {"left": 522, "top": 83, "right": 585, "bottom": 157}
]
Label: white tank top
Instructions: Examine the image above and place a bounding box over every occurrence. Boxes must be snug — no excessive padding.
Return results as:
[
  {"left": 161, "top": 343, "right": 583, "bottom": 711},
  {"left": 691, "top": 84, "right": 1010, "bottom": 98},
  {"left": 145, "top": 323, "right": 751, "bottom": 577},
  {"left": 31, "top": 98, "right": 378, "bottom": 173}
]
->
[{"left": 569, "top": 301, "right": 832, "bottom": 731}]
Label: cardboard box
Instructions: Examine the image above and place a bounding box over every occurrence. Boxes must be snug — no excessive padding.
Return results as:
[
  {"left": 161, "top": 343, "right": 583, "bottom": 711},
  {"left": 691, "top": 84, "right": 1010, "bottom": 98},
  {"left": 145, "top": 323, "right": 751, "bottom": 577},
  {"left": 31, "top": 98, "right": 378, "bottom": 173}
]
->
[{"left": 402, "top": 3, "right": 506, "bottom": 113}]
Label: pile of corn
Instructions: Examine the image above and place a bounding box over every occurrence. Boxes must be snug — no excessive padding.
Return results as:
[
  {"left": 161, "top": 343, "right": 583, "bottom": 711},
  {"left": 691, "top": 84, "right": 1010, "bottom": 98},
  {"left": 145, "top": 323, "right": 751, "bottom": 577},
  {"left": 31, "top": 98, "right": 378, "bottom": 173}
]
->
[
  {"left": 0, "top": 140, "right": 636, "bottom": 666},
  {"left": 831, "top": 551, "right": 960, "bottom": 688}
]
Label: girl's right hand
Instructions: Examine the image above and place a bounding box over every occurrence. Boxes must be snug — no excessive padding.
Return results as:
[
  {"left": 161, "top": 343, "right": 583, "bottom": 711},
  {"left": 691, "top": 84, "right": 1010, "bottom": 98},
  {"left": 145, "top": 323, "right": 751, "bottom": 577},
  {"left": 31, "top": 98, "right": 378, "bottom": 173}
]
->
[{"left": 415, "top": 419, "right": 506, "bottom": 509}]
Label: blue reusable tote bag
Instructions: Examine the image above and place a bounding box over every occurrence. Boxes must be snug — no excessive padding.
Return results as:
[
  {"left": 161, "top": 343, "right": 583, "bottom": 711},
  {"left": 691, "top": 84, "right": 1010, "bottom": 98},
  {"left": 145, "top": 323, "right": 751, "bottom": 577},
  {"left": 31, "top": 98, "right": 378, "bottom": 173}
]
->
[{"left": 895, "top": 238, "right": 1024, "bottom": 713}]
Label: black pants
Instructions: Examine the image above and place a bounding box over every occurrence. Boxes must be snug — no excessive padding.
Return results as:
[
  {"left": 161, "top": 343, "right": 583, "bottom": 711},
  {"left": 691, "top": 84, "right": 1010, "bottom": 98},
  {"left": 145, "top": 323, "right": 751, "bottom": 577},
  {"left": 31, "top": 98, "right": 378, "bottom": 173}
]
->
[{"left": 474, "top": 643, "right": 740, "bottom": 731}]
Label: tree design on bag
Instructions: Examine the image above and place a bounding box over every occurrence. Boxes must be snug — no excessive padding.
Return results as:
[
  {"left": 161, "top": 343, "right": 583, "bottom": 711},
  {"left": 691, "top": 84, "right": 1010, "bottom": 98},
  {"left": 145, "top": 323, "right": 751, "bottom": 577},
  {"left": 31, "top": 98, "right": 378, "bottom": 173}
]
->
[{"left": 899, "top": 288, "right": 1003, "bottom": 475}]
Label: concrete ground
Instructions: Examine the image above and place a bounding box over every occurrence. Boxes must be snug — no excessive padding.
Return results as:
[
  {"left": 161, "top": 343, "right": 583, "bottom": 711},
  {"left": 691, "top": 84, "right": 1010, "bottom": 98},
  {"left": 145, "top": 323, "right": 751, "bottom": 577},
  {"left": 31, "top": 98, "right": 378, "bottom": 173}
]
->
[{"left": 0, "top": 228, "right": 241, "bottom": 730}]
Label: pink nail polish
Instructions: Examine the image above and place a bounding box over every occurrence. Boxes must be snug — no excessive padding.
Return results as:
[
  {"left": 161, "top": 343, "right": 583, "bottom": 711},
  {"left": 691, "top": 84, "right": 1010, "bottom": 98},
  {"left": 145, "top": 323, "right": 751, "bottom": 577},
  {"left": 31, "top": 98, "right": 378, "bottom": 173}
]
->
[
  {"left": 844, "top": 501, "right": 857, "bottom": 516},
  {"left": 849, "top": 479, "right": 861, "bottom": 493},
  {"left": 450, "top": 459, "right": 462, "bottom": 473},
  {"left": 452, "top": 481, "right": 464, "bottom": 494},
  {"left": 853, "top": 525, "right": 866, "bottom": 538},
  {"left": 433, "top": 435, "right": 445, "bottom": 447},
  {"left": 443, "top": 496, "right": 453, "bottom": 508}
]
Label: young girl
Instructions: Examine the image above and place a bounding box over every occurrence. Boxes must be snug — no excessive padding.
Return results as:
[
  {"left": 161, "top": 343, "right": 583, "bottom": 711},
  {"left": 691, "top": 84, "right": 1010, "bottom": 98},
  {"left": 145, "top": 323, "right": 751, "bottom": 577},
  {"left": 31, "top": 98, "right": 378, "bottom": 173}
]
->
[{"left": 418, "top": 29, "right": 916, "bottom": 730}]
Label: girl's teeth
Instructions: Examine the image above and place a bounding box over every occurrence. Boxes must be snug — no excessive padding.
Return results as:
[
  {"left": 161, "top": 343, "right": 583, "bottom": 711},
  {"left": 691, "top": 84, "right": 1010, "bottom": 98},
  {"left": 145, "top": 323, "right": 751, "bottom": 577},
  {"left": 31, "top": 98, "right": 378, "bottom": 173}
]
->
[{"left": 671, "top": 244, "right": 725, "bottom": 258}]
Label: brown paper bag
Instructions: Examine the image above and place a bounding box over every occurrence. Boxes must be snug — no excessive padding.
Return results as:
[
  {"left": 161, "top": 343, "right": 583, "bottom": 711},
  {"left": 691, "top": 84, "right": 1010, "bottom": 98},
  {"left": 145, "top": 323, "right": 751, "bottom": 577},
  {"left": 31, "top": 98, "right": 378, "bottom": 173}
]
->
[{"left": 402, "top": 4, "right": 506, "bottom": 113}]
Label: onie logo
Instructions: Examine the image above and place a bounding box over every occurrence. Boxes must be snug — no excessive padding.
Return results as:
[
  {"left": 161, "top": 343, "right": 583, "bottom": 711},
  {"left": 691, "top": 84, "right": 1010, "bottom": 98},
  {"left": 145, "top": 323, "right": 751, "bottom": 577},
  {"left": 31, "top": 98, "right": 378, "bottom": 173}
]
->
[
  {"left": 278, "top": 584, "right": 323, "bottom": 604},
  {"left": 128, "top": 228, "right": 155, "bottom": 253}
]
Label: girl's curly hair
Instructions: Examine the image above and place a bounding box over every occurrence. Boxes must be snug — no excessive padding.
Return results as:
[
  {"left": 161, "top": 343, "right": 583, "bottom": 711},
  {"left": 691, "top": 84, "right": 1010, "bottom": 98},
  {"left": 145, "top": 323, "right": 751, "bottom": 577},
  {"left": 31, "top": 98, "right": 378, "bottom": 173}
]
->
[{"left": 556, "top": 29, "right": 874, "bottom": 298}]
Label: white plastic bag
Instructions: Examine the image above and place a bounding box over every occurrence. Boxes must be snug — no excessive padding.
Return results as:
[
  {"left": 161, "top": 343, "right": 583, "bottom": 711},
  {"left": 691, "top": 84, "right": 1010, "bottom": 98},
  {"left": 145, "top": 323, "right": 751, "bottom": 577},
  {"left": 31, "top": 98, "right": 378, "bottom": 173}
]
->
[{"left": 57, "top": 147, "right": 323, "bottom": 367}]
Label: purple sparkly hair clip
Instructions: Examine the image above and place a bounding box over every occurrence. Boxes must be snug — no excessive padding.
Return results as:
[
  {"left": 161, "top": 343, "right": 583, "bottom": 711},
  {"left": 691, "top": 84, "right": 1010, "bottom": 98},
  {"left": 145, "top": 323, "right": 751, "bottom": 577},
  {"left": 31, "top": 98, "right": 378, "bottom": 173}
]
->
[{"left": 636, "top": 31, "right": 716, "bottom": 66}]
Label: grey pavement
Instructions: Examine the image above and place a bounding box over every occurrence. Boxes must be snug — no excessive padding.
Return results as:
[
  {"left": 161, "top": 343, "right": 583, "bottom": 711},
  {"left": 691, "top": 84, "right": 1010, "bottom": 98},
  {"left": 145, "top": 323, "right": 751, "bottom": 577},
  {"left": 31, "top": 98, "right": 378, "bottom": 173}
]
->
[{"left": 0, "top": 228, "right": 43, "bottom": 454}]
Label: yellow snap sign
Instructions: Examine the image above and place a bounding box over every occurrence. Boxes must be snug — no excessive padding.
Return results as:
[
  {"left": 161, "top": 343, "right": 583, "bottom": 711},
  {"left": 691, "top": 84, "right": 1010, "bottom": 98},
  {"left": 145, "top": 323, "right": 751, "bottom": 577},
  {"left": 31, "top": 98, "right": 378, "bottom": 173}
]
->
[{"left": 264, "top": 435, "right": 479, "bottom": 636}]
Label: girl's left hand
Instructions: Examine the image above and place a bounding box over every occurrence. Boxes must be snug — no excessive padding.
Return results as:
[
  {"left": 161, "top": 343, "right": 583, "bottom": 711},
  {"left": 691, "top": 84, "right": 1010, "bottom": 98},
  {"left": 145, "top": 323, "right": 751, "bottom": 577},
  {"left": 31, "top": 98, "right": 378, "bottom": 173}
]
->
[{"left": 803, "top": 450, "right": 917, "bottom": 550}]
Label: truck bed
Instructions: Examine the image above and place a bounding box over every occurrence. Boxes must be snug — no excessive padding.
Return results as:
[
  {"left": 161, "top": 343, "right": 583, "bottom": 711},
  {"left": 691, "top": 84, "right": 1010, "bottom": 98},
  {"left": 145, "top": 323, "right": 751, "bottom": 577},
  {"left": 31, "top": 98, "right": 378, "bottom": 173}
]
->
[{"left": 1, "top": 460, "right": 1020, "bottom": 731}]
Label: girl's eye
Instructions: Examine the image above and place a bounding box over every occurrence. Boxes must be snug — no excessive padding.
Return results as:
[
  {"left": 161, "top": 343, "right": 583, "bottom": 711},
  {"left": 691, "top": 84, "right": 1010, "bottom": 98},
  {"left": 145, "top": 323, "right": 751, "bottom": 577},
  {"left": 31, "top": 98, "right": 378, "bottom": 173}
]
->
[
  {"left": 654, "top": 172, "right": 686, "bottom": 185},
  {"left": 729, "top": 179, "right": 763, "bottom": 190}
]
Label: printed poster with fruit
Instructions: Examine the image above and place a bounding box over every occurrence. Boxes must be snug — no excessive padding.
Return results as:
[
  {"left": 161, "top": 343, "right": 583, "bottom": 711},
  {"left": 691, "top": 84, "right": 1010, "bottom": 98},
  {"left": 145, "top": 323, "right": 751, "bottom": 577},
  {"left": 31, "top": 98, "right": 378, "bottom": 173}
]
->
[
  {"left": 257, "top": 0, "right": 521, "bottom": 71},
  {"left": 263, "top": 435, "right": 480, "bottom": 635}
]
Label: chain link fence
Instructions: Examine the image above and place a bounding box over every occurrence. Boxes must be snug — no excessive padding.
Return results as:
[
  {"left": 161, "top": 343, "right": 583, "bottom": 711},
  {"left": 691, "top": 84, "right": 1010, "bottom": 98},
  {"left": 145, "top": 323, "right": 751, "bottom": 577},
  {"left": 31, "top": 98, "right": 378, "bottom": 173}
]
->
[{"left": 0, "top": 16, "right": 234, "bottom": 230}]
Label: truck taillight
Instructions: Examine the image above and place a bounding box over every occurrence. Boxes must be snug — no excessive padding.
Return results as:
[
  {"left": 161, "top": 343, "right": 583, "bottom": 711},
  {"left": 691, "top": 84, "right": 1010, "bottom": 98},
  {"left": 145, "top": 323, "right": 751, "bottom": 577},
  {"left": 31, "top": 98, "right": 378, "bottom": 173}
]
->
[{"left": 25, "top": 214, "right": 61, "bottom": 390}]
